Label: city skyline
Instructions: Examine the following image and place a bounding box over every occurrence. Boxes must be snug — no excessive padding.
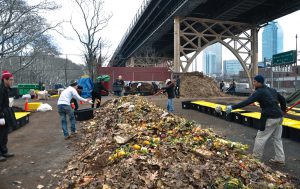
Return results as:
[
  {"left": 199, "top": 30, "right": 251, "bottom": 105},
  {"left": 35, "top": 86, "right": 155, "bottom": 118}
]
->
[
  {"left": 202, "top": 43, "right": 222, "bottom": 76},
  {"left": 262, "top": 21, "right": 284, "bottom": 60},
  {"left": 223, "top": 60, "right": 243, "bottom": 76}
]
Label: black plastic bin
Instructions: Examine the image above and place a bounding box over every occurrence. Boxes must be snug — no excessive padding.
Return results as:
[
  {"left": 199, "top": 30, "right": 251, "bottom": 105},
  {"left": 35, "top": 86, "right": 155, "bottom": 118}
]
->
[
  {"left": 206, "top": 107, "right": 215, "bottom": 115},
  {"left": 195, "top": 104, "right": 202, "bottom": 112},
  {"left": 74, "top": 108, "right": 94, "bottom": 121},
  {"left": 288, "top": 127, "right": 300, "bottom": 142},
  {"left": 182, "top": 101, "right": 191, "bottom": 109},
  {"left": 242, "top": 116, "right": 253, "bottom": 127},
  {"left": 232, "top": 111, "right": 250, "bottom": 124},
  {"left": 13, "top": 115, "right": 29, "bottom": 131},
  {"left": 219, "top": 111, "right": 235, "bottom": 121},
  {"left": 282, "top": 126, "right": 290, "bottom": 138},
  {"left": 195, "top": 104, "right": 203, "bottom": 112}
]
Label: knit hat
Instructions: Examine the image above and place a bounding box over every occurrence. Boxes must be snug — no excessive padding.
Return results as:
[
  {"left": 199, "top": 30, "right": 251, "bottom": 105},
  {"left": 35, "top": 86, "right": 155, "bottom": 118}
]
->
[
  {"left": 254, "top": 75, "right": 265, "bottom": 84},
  {"left": 165, "top": 79, "right": 171, "bottom": 85},
  {"left": 2, "top": 70, "right": 13, "bottom": 80},
  {"left": 69, "top": 80, "right": 78, "bottom": 87}
]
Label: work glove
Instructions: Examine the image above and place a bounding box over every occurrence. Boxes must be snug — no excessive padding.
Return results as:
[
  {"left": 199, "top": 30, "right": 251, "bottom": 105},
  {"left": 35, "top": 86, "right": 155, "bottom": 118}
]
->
[
  {"left": 215, "top": 105, "right": 222, "bottom": 114},
  {"left": 225, "top": 106, "right": 232, "bottom": 114},
  {"left": 0, "top": 118, "right": 5, "bottom": 126},
  {"left": 9, "top": 98, "right": 14, "bottom": 107},
  {"left": 87, "top": 100, "right": 93, "bottom": 105}
]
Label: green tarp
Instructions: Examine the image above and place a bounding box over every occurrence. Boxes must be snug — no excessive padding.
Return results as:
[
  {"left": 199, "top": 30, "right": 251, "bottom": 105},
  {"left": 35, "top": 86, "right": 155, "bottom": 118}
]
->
[{"left": 97, "top": 75, "right": 110, "bottom": 82}]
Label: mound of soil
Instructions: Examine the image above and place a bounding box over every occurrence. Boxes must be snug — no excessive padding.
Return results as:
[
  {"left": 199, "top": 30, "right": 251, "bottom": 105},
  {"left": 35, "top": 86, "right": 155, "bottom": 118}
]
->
[{"left": 180, "top": 72, "right": 225, "bottom": 98}]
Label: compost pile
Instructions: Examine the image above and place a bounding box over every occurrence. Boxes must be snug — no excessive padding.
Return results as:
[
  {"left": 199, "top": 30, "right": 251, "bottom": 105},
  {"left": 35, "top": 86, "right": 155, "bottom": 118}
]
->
[
  {"left": 124, "top": 82, "right": 154, "bottom": 94},
  {"left": 180, "top": 72, "right": 225, "bottom": 98},
  {"left": 58, "top": 96, "right": 295, "bottom": 189}
]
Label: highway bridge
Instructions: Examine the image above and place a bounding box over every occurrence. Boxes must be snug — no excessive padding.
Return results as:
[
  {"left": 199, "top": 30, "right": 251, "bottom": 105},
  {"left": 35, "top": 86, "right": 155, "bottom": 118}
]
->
[{"left": 109, "top": 0, "right": 300, "bottom": 84}]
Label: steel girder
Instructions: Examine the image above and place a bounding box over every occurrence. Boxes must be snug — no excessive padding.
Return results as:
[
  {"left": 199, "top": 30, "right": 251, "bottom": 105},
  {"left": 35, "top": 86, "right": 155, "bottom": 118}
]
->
[{"left": 174, "top": 17, "right": 258, "bottom": 87}]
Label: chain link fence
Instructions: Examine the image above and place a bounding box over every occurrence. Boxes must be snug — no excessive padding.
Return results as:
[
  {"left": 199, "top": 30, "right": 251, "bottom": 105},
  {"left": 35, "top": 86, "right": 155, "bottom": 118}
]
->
[{"left": 216, "top": 66, "right": 300, "bottom": 96}]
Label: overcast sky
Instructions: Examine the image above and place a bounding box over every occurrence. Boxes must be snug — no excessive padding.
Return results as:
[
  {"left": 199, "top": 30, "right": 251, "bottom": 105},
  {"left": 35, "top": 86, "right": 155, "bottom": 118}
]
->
[
  {"left": 33, "top": 0, "right": 143, "bottom": 65},
  {"left": 32, "top": 0, "right": 300, "bottom": 67}
]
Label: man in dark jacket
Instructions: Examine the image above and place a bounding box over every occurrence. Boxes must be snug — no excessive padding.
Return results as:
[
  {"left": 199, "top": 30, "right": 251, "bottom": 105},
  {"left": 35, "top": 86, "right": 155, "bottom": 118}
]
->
[
  {"left": 225, "top": 75, "right": 286, "bottom": 164},
  {"left": 113, "top": 75, "right": 125, "bottom": 97},
  {"left": 0, "top": 70, "right": 16, "bottom": 162},
  {"left": 162, "top": 79, "right": 175, "bottom": 113},
  {"left": 175, "top": 76, "right": 180, "bottom": 98},
  {"left": 92, "top": 79, "right": 108, "bottom": 108},
  {"left": 220, "top": 81, "right": 224, "bottom": 92}
]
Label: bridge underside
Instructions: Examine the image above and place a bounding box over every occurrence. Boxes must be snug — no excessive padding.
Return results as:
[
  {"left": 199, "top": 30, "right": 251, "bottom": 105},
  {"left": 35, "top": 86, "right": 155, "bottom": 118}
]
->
[{"left": 110, "top": 0, "right": 300, "bottom": 67}]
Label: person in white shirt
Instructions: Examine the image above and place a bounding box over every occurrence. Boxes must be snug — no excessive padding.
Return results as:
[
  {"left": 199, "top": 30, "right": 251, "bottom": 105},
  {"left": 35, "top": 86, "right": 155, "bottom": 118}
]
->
[{"left": 57, "top": 80, "right": 92, "bottom": 139}]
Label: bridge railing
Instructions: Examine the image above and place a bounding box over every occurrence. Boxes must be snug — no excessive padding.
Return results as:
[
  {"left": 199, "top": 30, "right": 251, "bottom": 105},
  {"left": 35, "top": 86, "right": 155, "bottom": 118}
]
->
[{"left": 110, "top": 0, "right": 152, "bottom": 65}]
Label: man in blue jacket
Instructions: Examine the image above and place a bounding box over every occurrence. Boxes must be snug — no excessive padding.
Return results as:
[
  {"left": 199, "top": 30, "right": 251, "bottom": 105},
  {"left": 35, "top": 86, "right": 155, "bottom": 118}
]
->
[{"left": 226, "top": 75, "right": 286, "bottom": 164}]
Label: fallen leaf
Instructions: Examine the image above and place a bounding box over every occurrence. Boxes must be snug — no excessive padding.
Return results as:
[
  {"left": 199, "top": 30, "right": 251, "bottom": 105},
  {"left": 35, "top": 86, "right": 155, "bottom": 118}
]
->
[
  {"left": 37, "top": 184, "right": 44, "bottom": 189},
  {"left": 12, "top": 181, "right": 22, "bottom": 185}
]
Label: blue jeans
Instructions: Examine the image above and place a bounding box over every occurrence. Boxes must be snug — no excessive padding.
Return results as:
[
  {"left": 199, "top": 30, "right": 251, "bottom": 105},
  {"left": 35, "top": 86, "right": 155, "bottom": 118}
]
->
[
  {"left": 167, "top": 98, "right": 174, "bottom": 113},
  {"left": 58, "top": 104, "right": 76, "bottom": 137}
]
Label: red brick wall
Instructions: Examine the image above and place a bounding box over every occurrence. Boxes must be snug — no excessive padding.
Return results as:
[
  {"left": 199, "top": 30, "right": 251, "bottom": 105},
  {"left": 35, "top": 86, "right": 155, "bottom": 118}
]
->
[{"left": 97, "top": 67, "right": 172, "bottom": 90}]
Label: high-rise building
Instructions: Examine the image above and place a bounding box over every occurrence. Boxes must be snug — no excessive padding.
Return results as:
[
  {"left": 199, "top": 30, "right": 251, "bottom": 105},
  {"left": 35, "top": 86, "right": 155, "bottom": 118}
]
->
[
  {"left": 203, "top": 43, "right": 222, "bottom": 76},
  {"left": 203, "top": 52, "right": 217, "bottom": 75},
  {"left": 223, "top": 60, "right": 243, "bottom": 75},
  {"left": 262, "top": 21, "right": 283, "bottom": 60}
]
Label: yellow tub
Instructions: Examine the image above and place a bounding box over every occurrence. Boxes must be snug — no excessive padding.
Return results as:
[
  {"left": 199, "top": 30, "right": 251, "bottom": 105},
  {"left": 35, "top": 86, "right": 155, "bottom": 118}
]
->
[
  {"left": 28, "top": 102, "right": 42, "bottom": 111},
  {"left": 15, "top": 112, "right": 30, "bottom": 120},
  {"left": 241, "top": 112, "right": 300, "bottom": 130},
  {"left": 51, "top": 94, "right": 59, "bottom": 98},
  {"left": 191, "top": 100, "right": 244, "bottom": 112}
]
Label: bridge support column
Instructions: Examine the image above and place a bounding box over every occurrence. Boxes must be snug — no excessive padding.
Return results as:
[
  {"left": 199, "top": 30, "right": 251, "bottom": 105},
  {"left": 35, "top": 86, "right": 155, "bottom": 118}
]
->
[
  {"left": 126, "top": 57, "right": 135, "bottom": 67},
  {"left": 174, "top": 16, "right": 181, "bottom": 72},
  {"left": 173, "top": 17, "right": 259, "bottom": 89},
  {"left": 251, "top": 27, "right": 259, "bottom": 81}
]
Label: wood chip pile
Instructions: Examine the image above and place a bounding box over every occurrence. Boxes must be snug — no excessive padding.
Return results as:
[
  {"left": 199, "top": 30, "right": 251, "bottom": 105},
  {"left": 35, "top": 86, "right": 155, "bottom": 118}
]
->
[{"left": 180, "top": 72, "right": 225, "bottom": 98}]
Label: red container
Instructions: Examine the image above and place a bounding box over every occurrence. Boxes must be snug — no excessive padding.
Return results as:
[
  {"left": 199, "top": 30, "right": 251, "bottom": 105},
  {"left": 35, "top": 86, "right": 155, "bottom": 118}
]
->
[{"left": 100, "top": 81, "right": 109, "bottom": 96}]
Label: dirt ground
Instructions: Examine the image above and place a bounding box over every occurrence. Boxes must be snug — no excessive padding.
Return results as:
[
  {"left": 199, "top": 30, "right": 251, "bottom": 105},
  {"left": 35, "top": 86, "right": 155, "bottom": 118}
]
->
[
  {"left": 0, "top": 96, "right": 299, "bottom": 189},
  {"left": 0, "top": 98, "right": 91, "bottom": 189}
]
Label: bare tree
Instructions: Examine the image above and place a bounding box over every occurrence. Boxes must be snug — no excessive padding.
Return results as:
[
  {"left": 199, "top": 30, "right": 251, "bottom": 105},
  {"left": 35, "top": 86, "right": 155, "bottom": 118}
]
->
[
  {"left": 0, "top": 0, "right": 60, "bottom": 57},
  {"left": 70, "top": 0, "right": 112, "bottom": 80},
  {"left": 1, "top": 53, "right": 85, "bottom": 85},
  {"left": 11, "top": 34, "right": 59, "bottom": 75}
]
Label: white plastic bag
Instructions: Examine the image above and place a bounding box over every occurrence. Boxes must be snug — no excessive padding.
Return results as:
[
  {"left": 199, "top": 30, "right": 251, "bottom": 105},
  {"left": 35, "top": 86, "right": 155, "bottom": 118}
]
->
[
  {"left": 22, "top": 94, "right": 31, "bottom": 99},
  {"left": 9, "top": 98, "right": 14, "bottom": 107},
  {"left": 37, "top": 103, "right": 52, "bottom": 112}
]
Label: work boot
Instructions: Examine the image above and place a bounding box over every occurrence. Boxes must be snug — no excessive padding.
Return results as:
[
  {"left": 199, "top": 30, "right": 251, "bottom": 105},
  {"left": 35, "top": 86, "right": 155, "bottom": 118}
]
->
[
  {"left": 64, "top": 135, "right": 71, "bottom": 140},
  {"left": 0, "top": 156, "right": 6, "bottom": 162},
  {"left": 269, "top": 159, "right": 285, "bottom": 165},
  {"left": 71, "top": 131, "right": 77, "bottom": 136},
  {"left": 3, "top": 153, "right": 14, "bottom": 158}
]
